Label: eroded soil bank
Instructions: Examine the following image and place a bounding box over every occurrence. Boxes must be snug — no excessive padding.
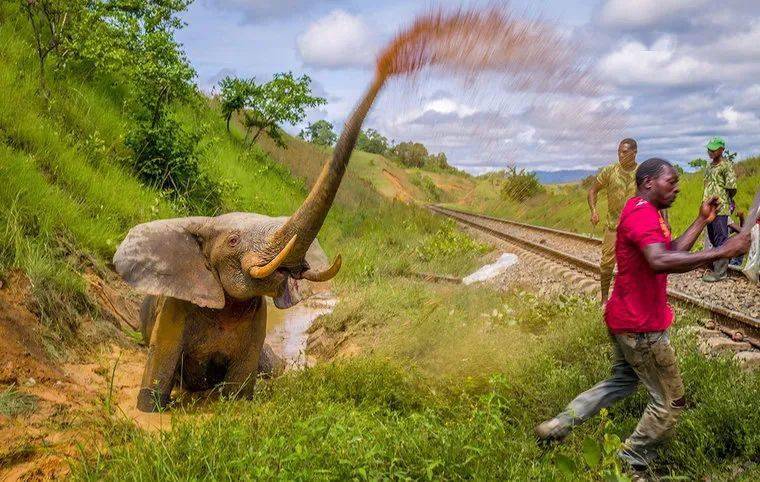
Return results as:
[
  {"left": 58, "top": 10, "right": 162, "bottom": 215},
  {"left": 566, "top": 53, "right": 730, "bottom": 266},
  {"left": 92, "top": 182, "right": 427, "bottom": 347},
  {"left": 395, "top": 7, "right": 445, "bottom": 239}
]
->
[{"left": 0, "top": 269, "right": 337, "bottom": 480}]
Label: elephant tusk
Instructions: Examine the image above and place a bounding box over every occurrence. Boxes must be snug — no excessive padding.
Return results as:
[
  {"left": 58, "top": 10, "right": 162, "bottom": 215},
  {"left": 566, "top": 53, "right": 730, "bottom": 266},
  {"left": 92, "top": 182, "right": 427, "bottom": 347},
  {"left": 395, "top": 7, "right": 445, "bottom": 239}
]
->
[
  {"left": 247, "top": 235, "right": 298, "bottom": 279},
  {"left": 301, "top": 254, "right": 342, "bottom": 282}
]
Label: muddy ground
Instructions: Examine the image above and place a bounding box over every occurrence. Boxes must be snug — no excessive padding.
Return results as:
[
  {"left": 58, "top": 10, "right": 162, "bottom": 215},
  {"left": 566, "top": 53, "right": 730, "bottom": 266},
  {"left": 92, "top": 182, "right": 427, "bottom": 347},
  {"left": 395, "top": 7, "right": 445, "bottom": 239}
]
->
[{"left": 0, "top": 266, "right": 339, "bottom": 480}]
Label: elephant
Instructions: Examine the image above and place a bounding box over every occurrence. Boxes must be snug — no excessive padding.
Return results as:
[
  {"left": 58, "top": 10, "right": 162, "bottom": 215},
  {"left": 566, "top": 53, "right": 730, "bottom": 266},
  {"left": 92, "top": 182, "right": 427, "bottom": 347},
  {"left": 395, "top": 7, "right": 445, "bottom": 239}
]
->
[{"left": 113, "top": 76, "right": 386, "bottom": 412}]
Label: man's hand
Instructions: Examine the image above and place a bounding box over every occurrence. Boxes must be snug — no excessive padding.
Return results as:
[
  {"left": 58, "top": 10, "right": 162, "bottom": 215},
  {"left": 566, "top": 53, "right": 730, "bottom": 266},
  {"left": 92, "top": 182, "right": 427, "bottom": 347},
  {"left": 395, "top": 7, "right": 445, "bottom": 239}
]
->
[
  {"left": 718, "top": 231, "right": 751, "bottom": 258},
  {"left": 699, "top": 196, "right": 721, "bottom": 223},
  {"left": 591, "top": 210, "right": 599, "bottom": 226}
]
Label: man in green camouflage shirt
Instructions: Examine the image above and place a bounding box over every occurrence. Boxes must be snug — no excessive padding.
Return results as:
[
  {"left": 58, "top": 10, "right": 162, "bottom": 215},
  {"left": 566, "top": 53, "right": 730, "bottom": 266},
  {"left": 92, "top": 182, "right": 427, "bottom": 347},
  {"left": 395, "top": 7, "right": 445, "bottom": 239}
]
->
[
  {"left": 702, "top": 137, "right": 738, "bottom": 282},
  {"left": 588, "top": 138, "right": 638, "bottom": 302}
]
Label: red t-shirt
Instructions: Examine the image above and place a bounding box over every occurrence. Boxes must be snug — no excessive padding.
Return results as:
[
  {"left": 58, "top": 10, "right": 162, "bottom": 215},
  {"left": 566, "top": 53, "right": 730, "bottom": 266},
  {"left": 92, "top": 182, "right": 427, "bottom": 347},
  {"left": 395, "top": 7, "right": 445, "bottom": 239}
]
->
[{"left": 605, "top": 197, "right": 674, "bottom": 333}]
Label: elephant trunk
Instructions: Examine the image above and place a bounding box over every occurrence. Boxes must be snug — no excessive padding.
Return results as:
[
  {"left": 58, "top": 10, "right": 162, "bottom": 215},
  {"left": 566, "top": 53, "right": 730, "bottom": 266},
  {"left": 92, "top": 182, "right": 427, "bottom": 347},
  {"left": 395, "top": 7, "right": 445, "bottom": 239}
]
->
[{"left": 273, "top": 74, "right": 386, "bottom": 262}]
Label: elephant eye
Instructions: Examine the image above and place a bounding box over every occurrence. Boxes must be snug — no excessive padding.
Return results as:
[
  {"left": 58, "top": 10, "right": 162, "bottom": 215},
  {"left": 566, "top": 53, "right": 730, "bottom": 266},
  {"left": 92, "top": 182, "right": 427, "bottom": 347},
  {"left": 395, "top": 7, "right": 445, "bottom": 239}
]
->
[{"left": 227, "top": 234, "right": 240, "bottom": 247}]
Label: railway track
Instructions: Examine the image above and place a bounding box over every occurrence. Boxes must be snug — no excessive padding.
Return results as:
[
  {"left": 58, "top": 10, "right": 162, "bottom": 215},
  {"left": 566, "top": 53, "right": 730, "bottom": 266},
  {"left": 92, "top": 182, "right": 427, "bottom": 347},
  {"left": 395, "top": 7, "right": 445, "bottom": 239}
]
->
[{"left": 430, "top": 205, "right": 760, "bottom": 347}]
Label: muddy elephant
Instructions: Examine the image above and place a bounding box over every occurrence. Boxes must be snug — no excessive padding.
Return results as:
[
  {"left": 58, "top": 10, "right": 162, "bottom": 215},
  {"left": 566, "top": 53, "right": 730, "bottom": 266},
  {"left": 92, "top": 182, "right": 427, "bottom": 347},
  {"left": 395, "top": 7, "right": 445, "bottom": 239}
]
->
[{"left": 114, "top": 77, "right": 385, "bottom": 412}]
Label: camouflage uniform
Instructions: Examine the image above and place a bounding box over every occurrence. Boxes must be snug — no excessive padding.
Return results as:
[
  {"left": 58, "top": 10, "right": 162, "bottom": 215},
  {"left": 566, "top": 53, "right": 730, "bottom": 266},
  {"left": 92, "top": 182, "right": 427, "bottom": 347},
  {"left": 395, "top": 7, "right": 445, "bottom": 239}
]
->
[
  {"left": 703, "top": 157, "right": 738, "bottom": 278},
  {"left": 595, "top": 163, "right": 637, "bottom": 297},
  {"left": 703, "top": 156, "right": 738, "bottom": 216}
]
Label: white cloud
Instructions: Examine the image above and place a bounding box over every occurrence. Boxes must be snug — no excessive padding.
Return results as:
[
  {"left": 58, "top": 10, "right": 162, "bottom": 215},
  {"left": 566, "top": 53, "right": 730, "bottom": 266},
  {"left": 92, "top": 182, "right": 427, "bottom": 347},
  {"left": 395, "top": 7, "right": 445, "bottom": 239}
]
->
[
  {"left": 598, "top": 0, "right": 709, "bottom": 29},
  {"left": 394, "top": 98, "right": 478, "bottom": 125},
  {"left": 598, "top": 36, "right": 714, "bottom": 87},
  {"left": 718, "top": 106, "right": 758, "bottom": 129},
  {"left": 296, "top": 10, "right": 377, "bottom": 69},
  {"left": 739, "top": 84, "right": 760, "bottom": 109}
]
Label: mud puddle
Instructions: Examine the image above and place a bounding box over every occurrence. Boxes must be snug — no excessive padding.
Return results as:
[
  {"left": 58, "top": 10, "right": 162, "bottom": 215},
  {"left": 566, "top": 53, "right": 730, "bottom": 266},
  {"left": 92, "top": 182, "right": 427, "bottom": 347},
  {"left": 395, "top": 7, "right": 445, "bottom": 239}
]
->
[{"left": 266, "top": 291, "right": 337, "bottom": 369}]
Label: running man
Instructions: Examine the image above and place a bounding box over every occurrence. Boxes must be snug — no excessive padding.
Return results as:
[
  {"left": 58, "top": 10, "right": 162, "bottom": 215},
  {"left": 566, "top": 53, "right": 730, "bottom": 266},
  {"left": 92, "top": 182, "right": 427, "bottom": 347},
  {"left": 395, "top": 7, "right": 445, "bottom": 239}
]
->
[
  {"left": 535, "top": 158, "right": 750, "bottom": 470},
  {"left": 588, "top": 138, "right": 638, "bottom": 302},
  {"left": 702, "top": 137, "right": 738, "bottom": 282}
]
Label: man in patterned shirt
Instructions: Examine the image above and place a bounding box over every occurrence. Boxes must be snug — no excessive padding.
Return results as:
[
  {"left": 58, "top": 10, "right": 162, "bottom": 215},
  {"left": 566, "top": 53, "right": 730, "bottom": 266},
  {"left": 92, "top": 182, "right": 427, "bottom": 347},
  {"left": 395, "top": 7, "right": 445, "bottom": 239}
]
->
[
  {"left": 588, "top": 138, "right": 638, "bottom": 302},
  {"left": 702, "top": 137, "right": 738, "bottom": 282}
]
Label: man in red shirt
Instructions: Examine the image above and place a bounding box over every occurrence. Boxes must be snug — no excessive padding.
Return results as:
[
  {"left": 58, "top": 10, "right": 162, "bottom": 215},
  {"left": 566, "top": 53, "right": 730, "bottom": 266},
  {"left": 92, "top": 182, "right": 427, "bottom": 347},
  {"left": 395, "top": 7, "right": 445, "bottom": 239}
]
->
[{"left": 535, "top": 158, "right": 750, "bottom": 470}]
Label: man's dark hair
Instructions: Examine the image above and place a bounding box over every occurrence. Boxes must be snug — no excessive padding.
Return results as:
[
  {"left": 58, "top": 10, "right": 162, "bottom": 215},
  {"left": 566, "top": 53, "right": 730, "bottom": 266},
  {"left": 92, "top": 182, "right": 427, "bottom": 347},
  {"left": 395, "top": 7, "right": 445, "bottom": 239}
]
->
[
  {"left": 619, "top": 138, "right": 637, "bottom": 149},
  {"left": 636, "top": 158, "right": 673, "bottom": 187}
]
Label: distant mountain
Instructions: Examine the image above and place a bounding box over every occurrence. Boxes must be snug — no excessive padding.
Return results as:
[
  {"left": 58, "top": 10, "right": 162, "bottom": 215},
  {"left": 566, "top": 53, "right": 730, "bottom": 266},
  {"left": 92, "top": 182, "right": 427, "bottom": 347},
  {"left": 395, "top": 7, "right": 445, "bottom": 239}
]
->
[{"left": 532, "top": 169, "right": 597, "bottom": 184}]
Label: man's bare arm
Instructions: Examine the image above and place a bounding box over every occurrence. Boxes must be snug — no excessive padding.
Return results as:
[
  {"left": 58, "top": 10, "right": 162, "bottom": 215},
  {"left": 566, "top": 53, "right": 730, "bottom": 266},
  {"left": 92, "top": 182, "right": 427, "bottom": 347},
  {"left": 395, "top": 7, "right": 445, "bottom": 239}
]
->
[
  {"left": 670, "top": 217, "right": 709, "bottom": 252},
  {"left": 588, "top": 182, "right": 601, "bottom": 226},
  {"left": 644, "top": 232, "right": 751, "bottom": 274}
]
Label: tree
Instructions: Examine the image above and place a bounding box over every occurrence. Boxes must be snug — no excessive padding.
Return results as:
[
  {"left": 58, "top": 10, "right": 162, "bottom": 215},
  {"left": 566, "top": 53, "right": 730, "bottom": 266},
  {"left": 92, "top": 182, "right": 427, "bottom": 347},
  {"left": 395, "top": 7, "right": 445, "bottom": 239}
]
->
[
  {"left": 356, "top": 128, "right": 390, "bottom": 154},
  {"left": 428, "top": 152, "right": 451, "bottom": 171},
  {"left": 69, "top": 0, "right": 197, "bottom": 124},
  {"left": 244, "top": 72, "right": 326, "bottom": 148},
  {"left": 392, "top": 141, "right": 429, "bottom": 168},
  {"left": 299, "top": 120, "right": 337, "bottom": 147},
  {"left": 66, "top": 0, "right": 219, "bottom": 209},
  {"left": 219, "top": 76, "right": 257, "bottom": 132},
  {"left": 689, "top": 158, "right": 707, "bottom": 170},
  {"left": 20, "top": 0, "right": 84, "bottom": 91}
]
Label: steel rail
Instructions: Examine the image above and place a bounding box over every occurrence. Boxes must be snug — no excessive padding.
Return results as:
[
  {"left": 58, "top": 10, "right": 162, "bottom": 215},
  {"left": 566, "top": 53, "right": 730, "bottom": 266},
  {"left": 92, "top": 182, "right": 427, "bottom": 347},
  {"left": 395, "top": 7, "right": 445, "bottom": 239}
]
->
[
  {"left": 435, "top": 205, "right": 603, "bottom": 245},
  {"left": 430, "top": 205, "right": 760, "bottom": 346},
  {"left": 435, "top": 204, "right": 747, "bottom": 277}
]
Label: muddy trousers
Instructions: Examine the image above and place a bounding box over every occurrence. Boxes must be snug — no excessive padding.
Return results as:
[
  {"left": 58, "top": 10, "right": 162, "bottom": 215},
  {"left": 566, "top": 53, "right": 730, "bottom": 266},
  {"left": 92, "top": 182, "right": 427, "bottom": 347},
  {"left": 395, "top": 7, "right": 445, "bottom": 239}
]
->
[
  {"left": 555, "top": 331, "right": 685, "bottom": 467},
  {"left": 600, "top": 229, "right": 617, "bottom": 301}
]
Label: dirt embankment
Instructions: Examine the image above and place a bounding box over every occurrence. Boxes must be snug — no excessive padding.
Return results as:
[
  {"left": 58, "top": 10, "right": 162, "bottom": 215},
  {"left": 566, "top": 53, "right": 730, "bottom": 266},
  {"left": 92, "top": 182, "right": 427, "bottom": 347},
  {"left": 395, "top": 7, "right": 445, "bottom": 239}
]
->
[
  {"left": 0, "top": 269, "right": 148, "bottom": 480},
  {"left": 381, "top": 169, "right": 416, "bottom": 204},
  {"left": 0, "top": 265, "right": 341, "bottom": 480}
]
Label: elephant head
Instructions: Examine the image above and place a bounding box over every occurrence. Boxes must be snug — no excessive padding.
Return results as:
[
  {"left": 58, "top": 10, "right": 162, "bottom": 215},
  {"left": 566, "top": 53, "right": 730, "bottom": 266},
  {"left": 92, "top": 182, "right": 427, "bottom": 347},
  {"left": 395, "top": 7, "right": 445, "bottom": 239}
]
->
[{"left": 113, "top": 76, "right": 386, "bottom": 309}]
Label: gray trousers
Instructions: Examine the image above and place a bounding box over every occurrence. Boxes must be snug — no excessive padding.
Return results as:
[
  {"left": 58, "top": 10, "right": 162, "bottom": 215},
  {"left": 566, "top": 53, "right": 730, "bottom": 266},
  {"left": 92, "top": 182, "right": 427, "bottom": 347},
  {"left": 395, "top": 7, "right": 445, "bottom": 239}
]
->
[{"left": 557, "top": 331, "right": 685, "bottom": 467}]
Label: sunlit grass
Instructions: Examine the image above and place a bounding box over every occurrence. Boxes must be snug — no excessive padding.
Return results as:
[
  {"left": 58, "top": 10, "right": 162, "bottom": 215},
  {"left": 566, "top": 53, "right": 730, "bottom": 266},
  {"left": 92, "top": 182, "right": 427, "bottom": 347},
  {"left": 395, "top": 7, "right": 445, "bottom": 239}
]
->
[{"left": 74, "top": 291, "right": 760, "bottom": 480}]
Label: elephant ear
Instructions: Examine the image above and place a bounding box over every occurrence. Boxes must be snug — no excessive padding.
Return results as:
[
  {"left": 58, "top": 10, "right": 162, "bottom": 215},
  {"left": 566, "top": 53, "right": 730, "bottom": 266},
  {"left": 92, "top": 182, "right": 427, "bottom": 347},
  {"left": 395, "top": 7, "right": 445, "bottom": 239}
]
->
[
  {"left": 113, "top": 217, "right": 226, "bottom": 309},
  {"left": 273, "top": 239, "right": 331, "bottom": 309}
]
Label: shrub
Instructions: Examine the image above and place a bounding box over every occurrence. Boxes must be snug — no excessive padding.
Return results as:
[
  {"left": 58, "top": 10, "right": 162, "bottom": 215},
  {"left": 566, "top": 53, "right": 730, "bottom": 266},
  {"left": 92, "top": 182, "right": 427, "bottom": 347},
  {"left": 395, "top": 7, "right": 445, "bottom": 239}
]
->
[
  {"left": 125, "top": 116, "right": 223, "bottom": 215},
  {"left": 410, "top": 172, "right": 444, "bottom": 202},
  {"left": 500, "top": 166, "right": 543, "bottom": 201}
]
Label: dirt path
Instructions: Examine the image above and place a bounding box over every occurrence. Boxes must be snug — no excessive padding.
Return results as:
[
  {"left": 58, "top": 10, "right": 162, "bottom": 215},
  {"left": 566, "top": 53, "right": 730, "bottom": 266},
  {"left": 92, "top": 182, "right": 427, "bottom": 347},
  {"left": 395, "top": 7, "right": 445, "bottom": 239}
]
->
[{"left": 382, "top": 169, "right": 415, "bottom": 203}]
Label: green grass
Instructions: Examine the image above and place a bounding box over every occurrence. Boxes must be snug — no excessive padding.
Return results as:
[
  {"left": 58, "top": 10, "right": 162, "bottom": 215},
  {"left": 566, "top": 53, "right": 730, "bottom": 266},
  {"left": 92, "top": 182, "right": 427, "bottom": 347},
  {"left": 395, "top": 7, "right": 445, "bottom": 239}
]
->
[
  {"left": 74, "top": 291, "right": 760, "bottom": 480},
  {"left": 0, "top": 386, "right": 38, "bottom": 417}
]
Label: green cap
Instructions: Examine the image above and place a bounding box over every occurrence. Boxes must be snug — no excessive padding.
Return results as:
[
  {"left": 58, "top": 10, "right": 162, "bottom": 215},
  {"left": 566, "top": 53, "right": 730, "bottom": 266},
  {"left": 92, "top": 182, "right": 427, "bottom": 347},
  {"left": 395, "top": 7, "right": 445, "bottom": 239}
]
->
[{"left": 706, "top": 137, "right": 725, "bottom": 151}]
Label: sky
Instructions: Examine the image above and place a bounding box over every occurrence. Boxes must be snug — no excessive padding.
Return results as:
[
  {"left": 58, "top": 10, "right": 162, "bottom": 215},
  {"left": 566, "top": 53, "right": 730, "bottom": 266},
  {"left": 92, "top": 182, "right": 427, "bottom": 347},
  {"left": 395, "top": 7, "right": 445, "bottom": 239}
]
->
[{"left": 177, "top": 0, "right": 760, "bottom": 174}]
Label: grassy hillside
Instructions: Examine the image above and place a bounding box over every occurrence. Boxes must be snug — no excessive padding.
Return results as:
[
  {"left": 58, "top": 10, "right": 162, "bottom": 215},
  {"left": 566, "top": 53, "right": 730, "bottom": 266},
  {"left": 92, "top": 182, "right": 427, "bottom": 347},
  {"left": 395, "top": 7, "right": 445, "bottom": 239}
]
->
[
  {"left": 1, "top": 5, "right": 758, "bottom": 480},
  {"left": 0, "top": 7, "right": 482, "bottom": 347},
  {"left": 454, "top": 158, "right": 760, "bottom": 238}
]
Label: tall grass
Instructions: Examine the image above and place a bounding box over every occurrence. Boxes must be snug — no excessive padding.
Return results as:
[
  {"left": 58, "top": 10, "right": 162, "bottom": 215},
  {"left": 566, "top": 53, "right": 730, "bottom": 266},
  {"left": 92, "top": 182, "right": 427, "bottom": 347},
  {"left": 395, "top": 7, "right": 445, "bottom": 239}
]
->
[
  {"left": 75, "top": 291, "right": 760, "bottom": 480},
  {"left": 0, "top": 385, "right": 38, "bottom": 417}
]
